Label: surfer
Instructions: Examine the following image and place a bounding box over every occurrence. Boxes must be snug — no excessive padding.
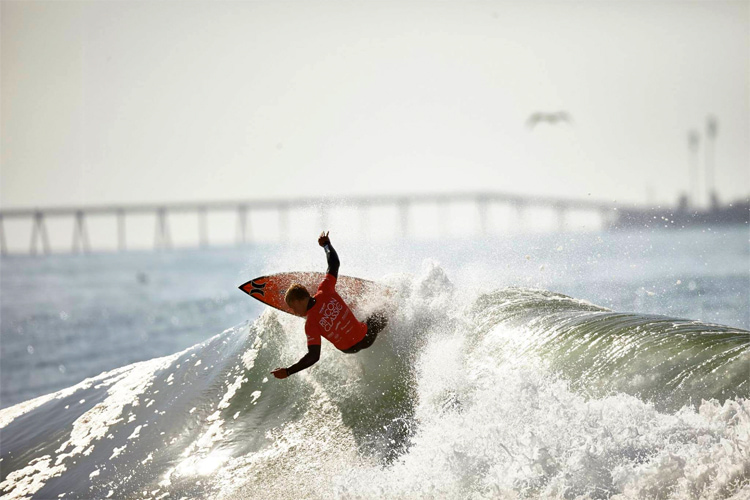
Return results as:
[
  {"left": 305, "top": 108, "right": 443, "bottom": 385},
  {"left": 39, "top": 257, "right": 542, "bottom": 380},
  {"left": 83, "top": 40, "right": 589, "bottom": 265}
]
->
[{"left": 271, "top": 231, "right": 387, "bottom": 379}]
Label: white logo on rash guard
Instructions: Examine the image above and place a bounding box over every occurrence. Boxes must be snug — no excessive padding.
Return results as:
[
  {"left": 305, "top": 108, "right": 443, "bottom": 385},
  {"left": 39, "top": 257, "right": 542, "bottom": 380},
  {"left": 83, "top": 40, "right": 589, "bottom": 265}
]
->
[{"left": 319, "top": 298, "right": 343, "bottom": 332}]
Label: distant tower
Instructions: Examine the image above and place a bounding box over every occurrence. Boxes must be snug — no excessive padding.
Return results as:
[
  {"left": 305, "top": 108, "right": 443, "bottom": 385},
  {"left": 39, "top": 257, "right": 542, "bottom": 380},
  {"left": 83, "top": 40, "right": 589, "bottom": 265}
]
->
[
  {"left": 688, "top": 130, "right": 701, "bottom": 208},
  {"left": 705, "top": 116, "right": 718, "bottom": 209}
]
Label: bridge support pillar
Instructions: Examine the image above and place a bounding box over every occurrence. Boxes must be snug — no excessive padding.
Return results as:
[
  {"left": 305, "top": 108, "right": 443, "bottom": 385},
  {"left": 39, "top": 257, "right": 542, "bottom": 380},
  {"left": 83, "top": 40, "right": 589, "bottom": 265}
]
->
[
  {"left": 600, "top": 208, "right": 615, "bottom": 230},
  {"left": 236, "top": 205, "right": 249, "bottom": 245},
  {"left": 199, "top": 207, "right": 208, "bottom": 248},
  {"left": 0, "top": 214, "right": 6, "bottom": 256},
  {"left": 30, "top": 211, "right": 50, "bottom": 255},
  {"left": 72, "top": 210, "right": 90, "bottom": 253},
  {"left": 117, "top": 209, "right": 126, "bottom": 251},
  {"left": 155, "top": 208, "right": 171, "bottom": 250}
]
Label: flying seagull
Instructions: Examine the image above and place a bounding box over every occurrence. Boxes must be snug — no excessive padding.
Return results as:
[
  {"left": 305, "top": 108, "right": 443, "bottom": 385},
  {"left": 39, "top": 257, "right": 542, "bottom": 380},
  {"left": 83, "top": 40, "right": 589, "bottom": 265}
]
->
[{"left": 526, "top": 111, "right": 573, "bottom": 129}]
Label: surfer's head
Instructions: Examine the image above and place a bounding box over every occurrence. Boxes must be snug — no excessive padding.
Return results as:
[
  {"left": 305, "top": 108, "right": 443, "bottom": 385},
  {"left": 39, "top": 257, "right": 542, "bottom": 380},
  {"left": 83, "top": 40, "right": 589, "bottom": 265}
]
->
[{"left": 285, "top": 284, "right": 311, "bottom": 317}]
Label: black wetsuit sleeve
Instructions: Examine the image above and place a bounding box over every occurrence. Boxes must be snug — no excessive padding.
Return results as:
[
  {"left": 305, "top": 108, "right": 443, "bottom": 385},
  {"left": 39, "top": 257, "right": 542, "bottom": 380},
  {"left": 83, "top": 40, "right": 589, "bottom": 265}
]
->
[
  {"left": 324, "top": 243, "right": 340, "bottom": 278},
  {"left": 286, "top": 345, "right": 321, "bottom": 376}
]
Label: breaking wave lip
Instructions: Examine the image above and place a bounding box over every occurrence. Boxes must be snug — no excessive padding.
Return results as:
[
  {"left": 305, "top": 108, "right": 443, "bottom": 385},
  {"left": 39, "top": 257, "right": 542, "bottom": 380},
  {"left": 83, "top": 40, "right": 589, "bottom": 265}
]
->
[
  {"left": 1, "top": 263, "right": 749, "bottom": 499},
  {"left": 468, "top": 287, "right": 750, "bottom": 412}
]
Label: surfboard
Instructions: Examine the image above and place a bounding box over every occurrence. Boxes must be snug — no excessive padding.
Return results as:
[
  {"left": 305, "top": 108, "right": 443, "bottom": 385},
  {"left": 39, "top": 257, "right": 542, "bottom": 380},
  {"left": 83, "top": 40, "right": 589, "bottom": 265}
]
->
[{"left": 238, "top": 272, "right": 387, "bottom": 316}]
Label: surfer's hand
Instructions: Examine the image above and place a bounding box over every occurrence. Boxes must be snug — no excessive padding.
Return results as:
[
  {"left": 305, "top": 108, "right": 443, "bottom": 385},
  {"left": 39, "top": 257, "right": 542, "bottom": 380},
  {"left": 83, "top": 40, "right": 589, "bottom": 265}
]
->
[
  {"left": 271, "top": 368, "right": 288, "bottom": 379},
  {"left": 318, "top": 231, "right": 330, "bottom": 247}
]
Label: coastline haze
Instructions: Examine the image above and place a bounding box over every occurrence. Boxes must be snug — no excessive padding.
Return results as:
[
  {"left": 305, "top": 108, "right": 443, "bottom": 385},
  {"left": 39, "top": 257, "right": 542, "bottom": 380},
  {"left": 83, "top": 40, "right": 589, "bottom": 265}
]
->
[{"left": 2, "top": 0, "right": 748, "bottom": 209}]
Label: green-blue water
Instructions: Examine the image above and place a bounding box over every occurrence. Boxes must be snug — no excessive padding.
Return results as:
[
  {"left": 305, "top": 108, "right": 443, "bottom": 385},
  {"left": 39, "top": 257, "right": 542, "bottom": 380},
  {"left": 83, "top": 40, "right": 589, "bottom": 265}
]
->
[{"left": 1, "top": 227, "right": 748, "bottom": 499}]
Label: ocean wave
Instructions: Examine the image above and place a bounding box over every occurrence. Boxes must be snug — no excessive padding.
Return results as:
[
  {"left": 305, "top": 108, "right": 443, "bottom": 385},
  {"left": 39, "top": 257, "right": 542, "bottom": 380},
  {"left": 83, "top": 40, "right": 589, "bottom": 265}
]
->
[{"left": 1, "top": 262, "right": 748, "bottom": 499}]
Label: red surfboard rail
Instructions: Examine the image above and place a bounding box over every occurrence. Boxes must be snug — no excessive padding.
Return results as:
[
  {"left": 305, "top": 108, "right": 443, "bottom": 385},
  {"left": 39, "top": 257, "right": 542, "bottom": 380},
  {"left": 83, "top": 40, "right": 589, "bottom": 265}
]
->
[{"left": 238, "top": 272, "right": 385, "bottom": 316}]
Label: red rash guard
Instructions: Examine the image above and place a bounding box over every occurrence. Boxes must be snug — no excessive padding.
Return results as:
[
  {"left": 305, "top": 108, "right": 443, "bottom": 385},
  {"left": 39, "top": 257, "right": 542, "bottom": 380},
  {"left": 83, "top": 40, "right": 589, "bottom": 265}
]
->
[{"left": 305, "top": 274, "right": 367, "bottom": 351}]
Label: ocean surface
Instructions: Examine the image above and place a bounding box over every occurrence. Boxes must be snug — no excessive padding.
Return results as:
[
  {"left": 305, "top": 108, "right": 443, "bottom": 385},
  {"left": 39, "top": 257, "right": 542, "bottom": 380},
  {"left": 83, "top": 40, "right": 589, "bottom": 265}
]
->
[{"left": 1, "top": 227, "right": 748, "bottom": 499}]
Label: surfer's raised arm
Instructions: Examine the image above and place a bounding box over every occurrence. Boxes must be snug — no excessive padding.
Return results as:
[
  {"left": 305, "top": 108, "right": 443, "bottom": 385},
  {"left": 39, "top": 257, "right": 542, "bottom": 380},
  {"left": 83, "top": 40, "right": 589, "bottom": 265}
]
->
[{"left": 318, "top": 230, "right": 339, "bottom": 278}]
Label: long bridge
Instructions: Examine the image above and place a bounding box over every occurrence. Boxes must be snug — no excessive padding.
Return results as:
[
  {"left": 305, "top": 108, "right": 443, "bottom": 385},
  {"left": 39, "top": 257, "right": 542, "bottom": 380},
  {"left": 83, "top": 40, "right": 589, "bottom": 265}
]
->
[{"left": 0, "top": 191, "right": 625, "bottom": 255}]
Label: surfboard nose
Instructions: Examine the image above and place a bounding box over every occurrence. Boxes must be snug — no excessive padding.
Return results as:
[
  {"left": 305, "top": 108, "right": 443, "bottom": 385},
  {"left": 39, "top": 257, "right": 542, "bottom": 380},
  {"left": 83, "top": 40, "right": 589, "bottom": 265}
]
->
[{"left": 238, "top": 274, "right": 296, "bottom": 314}]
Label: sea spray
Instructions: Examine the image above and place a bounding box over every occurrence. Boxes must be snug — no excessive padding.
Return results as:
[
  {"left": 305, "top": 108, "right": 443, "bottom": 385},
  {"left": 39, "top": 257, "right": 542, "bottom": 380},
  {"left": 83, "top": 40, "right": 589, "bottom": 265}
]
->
[{"left": 1, "top": 263, "right": 748, "bottom": 499}]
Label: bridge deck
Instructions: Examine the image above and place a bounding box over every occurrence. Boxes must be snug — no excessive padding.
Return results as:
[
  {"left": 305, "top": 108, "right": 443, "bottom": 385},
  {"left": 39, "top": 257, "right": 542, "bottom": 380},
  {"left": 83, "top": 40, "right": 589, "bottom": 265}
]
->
[{"left": 0, "top": 192, "right": 624, "bottom": 255}]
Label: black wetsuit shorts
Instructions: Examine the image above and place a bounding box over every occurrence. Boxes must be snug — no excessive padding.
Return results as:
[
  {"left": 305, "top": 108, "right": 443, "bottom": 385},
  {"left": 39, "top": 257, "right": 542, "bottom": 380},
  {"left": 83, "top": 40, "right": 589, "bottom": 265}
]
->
[{"left": 341, "top": 312, "right": 388, "bottom": 354}]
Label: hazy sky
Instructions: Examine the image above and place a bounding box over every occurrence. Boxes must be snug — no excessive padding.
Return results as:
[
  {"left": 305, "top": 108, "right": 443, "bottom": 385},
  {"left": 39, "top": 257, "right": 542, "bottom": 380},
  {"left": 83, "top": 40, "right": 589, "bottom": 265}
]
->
[{"left": 2, "top": 0, "right": 748, "bottom": 210}]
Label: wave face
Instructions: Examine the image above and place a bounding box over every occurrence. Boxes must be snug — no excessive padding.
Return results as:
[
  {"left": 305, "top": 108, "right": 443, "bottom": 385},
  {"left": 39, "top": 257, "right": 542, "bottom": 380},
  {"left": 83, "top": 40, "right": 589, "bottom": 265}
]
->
[{"left": 1, "top": 263, "right": 749, "bottom": 499}]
